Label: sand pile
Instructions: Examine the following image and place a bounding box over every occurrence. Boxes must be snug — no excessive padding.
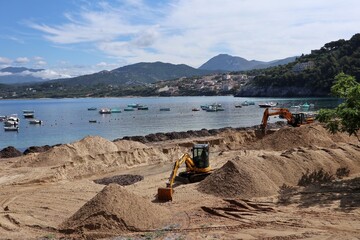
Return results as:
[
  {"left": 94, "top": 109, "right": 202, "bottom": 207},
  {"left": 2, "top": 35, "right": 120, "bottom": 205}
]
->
[
  {"left": 60, "top": 184, "right": 170, "bottom": 238},
  {"left": 10, "top": 136, "right": 176, "bottom": 181},
  {"left": 251, "top": 124, "right": 358, "bottom": 151},
  {"left": 198, "top": 160, "right": 278, "bottom": 198},
  {"left": 199, "top": 142, "right": 360, "bottom": 198}
]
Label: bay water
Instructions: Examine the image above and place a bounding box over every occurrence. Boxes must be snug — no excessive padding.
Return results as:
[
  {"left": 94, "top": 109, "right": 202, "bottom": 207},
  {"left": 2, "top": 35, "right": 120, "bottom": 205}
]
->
[{"left": 0, "top": 96, "right": 341, "bottom": 150}]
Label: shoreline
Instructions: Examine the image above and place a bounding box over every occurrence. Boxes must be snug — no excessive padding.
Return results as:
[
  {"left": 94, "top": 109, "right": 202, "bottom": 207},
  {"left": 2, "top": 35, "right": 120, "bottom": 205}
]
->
[{"left": 0, "top": 122, "right": 287, "bottom": 158}]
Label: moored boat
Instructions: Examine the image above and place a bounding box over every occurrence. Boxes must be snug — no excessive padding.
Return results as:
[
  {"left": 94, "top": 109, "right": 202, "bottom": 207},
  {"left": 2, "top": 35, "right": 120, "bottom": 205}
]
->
[
  {"left": 23, "top": 113, "right": 34, "bottom": 118},
  {"left": 89, "top": 120, "right": 97, "bottom": 123},
  {"left": 138, "top": 106, "right": 149, "bottom": 110},
  {"left": 4, "top": 114, "right": 19, "bottom": 126},
  {"left": 192, "top": 108, "right": 200, "bottom": 111},
  {"left": 99, "top": 108, "right": 111, "bottom": 114},
  {"left": 23, "top": 110, "right": 34, "bottom": 113},
  {"left": 4, "top": 126, "right": 19, "bottom": 131},
  {"left": 29, "top": 119, "right": 42, "bottom": 124},
  {"left": 87, "top": 107, "right": 97, "bottom": 111},
  {"left": 160, "top": 108, "right": 170, "bottom": 111},
  {"left": 258, "top": 102, "right": 278, "bottom": 108},
  {"left": 110, "top": 108, "right": 122, "bottom": 113}
]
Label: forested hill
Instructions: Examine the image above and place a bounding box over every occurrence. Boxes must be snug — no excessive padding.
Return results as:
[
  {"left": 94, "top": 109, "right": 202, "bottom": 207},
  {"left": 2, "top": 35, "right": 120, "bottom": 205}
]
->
[{"left": 236, "top": 33, "right": 360, "bottom": 97}]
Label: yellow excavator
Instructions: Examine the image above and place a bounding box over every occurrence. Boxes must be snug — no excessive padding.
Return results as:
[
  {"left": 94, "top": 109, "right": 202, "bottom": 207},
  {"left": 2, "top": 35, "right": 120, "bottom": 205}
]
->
[
  {"left": 260, "top": 108, "right": 314, "bottom": 132},
  {"left": 158, "top": 144, "right": 212, "bottom": 201}
]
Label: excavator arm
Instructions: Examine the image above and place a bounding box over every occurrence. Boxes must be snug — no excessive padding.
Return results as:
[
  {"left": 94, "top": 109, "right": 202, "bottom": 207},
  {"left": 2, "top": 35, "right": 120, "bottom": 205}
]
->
[
  {"left": 261, "top": 108, "right": 294, "bottom": 130},
  {"left": 166, "top": 153, "right": 194, "bottom": 188}
]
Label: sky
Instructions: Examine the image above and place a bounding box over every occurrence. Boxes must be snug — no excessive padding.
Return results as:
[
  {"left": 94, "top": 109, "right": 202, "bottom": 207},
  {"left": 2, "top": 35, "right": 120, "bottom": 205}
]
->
[{"left": 0, "top": 0, "right": 359, "bottom": 79}]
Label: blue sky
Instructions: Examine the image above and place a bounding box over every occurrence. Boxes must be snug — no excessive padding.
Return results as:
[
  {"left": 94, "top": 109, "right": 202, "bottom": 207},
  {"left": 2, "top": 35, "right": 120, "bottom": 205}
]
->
[{"left": 0, "top": 0, "right": 359, "bottom": 79}]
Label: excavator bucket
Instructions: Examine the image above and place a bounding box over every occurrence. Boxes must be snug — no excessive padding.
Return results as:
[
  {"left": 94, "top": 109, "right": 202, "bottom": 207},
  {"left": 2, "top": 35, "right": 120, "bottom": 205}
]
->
[{"left": 157, "top": 187, "right": 173, "bottom": 201}]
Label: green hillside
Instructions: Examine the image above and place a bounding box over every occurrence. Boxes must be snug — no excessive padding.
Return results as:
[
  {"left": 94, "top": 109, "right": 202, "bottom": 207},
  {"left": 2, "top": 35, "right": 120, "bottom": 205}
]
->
[
  {"left": 53, "top": 62, "right": 211, "bottom": 86},
  {"left": 236, "top": 33, "right": 360, "bottom": 97}
]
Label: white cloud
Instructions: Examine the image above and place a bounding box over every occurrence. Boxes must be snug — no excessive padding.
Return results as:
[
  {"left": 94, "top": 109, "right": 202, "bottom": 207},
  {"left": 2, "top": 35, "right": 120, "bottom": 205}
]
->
[
  {"left": 0, "top": 72, "right": 12, "bottom": 76},
  {"left": 15, "top": 57, "right": 30, "bottom": 64},
  {"left": 35, "top": 60, "right": 47, "bottom": 66},
  {"left": 0, "top": 57, "right": 12, "bottom": 65},
  {"left": 21, "top": 69, "right": 71, "bottom": 79},
  {"left": 29, "top": 0, "right": 360, "bottom": 67}
]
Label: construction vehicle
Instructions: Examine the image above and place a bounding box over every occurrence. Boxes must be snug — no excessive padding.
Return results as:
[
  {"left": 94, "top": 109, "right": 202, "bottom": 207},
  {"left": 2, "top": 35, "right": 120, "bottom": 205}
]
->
[
  {"left": 158, "top": 144, "right": 212, "bottom": 201},
  {"left": 260, "top": 108, "right": 314, "bottom": 131}
]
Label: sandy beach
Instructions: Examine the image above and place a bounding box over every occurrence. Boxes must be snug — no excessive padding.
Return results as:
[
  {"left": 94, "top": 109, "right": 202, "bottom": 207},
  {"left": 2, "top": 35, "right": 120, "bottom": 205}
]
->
[{"left": 0, "top": 123, "right": 359, "bottom": 239}]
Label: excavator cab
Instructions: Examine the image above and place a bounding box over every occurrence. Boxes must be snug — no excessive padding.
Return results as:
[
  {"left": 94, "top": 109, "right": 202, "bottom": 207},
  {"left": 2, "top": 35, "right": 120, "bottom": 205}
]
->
[{"left": 192, "top": 144, "right": 210, "bottom": 169}]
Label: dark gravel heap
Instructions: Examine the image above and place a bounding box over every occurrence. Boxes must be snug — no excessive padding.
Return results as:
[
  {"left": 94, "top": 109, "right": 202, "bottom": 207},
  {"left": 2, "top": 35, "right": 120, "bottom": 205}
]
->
[{"left": 94, "top": 174, "right": 144, "bottom": 186}]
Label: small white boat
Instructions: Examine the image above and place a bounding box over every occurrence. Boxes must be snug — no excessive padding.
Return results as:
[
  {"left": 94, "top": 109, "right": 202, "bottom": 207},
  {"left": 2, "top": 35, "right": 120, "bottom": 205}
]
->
[
  {"left": 23, "top": 110, "right": 34, "bottom": 113},
  {"left": 23, "top": 113, "right": 34, "bottom": 118},
  {"left": 4, "top": 126, "right": 19, "bottom": 131},
  {"left": 29, "top": 119, "right": 42, "bottom": 124},
  {"left": 258, "top": 102, "right": 278, "bottom": 108},
  {"left": 4, "top": 114, "right": 19, "bottom": 126},
  {"left": 99, "top": 108, "right": 111, "bottom": 114}
]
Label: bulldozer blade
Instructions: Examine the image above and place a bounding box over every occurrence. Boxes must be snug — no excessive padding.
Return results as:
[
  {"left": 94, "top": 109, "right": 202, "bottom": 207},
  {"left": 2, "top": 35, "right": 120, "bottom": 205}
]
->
[{"left": 157, "top": 187, "right": 173, "bottom": 201}]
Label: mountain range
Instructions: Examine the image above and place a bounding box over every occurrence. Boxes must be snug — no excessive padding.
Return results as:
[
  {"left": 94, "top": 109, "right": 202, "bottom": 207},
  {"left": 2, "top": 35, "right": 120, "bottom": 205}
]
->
[
  {"left": 199, "top": 54, "right": 297, "bottom": 71},
  {"left": 0, "top": 55, "right": 295, "bottom": 86}
]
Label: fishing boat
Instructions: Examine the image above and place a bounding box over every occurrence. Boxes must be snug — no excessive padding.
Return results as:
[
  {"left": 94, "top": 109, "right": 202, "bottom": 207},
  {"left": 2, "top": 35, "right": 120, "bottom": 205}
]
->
[
  {"left": 300, "top": 103, "right": 310, "bottom": 109},
  {"left": 4, "top": 114, "right": 19, "bottom": 126},
  {"left": 4, "top": 126, "right": 19, "bottom": 131},
  {"left": 160, "top": 108, "right": 170, "bottom": 111},
  {"left": 29, "top": 119, "right": 42, "bottom": 124},
  {"left": 23, "top": 113, "right": 34, "bottom": 118},
  {"left": 99, "top": 108, "right": 111, "bottom": 114},
  {"left": 138, "top": 106, "right": 149, "bottom": 110},
  {"left": 87, "top": 107, "right": 97, "bottom": 111},
  {"left": 241, "top": 101, "right": 249, "bottom": 106},
  {"left": 128, "top": 103, "right": 140, "bottom": 108},
  {"left": 200, "top": 105, "right": 208, "bottom": 110},
  {"left": 258, "top": 102, "right": 278, "bottom": 108},
  {"left": 23, "top": 110, "right": 34, "bottom": 113},
  {"left": 110, "top": 108, "right": 122, "bottom": 113}
]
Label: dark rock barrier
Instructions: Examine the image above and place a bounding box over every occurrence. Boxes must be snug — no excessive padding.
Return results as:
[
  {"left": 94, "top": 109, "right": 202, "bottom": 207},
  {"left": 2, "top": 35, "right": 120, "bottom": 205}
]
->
[{"left": 0, "top": 146, "right": 23, "bottom": 158}]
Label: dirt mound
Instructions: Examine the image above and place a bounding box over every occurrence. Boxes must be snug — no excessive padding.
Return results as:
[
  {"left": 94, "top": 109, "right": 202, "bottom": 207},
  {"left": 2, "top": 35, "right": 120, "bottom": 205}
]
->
[
  {"left": 252, "top": 124, "right": 358, "bottom": 151},
  {"left": 60, "top": 184, "right": 170, "bottom": 238},
  {"left": 198, "top": 160, "right": 278, "bottom": 198},
  {"left": 94, "top": 174, "right": 144, "bottom": 186},
  {"left": 199, "top": 142, "right": 360, "bottom": 199},
  {"left": 0, "top": 146, "right": 22, "bottom": 158},
  {"left": 10, "top": 136, "right": 175, "bottom": 182}
]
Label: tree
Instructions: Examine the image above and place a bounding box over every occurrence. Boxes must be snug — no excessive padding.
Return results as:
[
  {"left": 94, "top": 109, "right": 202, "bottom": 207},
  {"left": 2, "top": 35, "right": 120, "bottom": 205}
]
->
[{"left": 317, "top": 73, "right": 360, "bottom": 140}]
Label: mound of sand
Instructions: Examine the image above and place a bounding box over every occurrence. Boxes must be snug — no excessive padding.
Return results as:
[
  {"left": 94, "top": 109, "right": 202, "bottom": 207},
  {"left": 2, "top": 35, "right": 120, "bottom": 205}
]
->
[
  {"left": 198, "top": 160, "right": 278, "bottom": 198},
  {"left": 9, "top": 136, "right": 178, "bottom": 182},
  {"left": 60, "top": 184, "right": 170, "bottom": 238},
  {"left": 199, "top": 142, "right": 360, "bottom": 198},
  {"left": 252, "top": 124, "right": 357, "bottom": 151}
]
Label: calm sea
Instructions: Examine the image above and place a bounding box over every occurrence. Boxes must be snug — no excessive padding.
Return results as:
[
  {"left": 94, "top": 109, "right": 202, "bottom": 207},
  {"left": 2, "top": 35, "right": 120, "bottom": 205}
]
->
[{"left": 0, "top": 96, "right": 341, "bottom": 150}]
